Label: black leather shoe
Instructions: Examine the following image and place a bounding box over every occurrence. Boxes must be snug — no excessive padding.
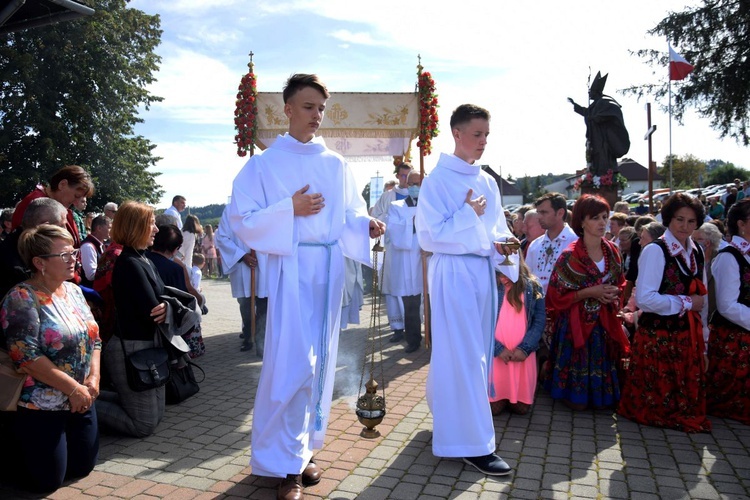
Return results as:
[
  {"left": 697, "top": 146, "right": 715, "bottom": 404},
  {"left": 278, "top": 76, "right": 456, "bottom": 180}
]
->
[
  {"left": 463, "top": 453, "right": 512, "bottom": 476},
  {"left": 240, "top": 342, "right": 254, "bottom": 352},
  {"left": 389, "top": 329, "right": 404, "bottom": 343},
  {"left": 301, "top": 459, "right": 321, "bottom": 486},
  {"left": 404, "top": 344, "right": 420, "bottom": 353}
]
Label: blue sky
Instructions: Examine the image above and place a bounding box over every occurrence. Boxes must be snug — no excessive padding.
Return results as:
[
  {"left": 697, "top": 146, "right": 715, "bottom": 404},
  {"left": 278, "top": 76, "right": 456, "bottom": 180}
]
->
[{"left": 129, "top": 0, "right": 750, "bottom": 208}]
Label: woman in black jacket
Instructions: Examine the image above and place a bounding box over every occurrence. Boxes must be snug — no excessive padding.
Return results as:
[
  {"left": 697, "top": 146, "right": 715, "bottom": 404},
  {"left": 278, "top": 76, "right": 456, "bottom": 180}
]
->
[
  {"left": 146, "top": 224, "right": 206, "bottom": 358},
  {"left": 95, "top": 201, "right": 168, "bottom": 437}
]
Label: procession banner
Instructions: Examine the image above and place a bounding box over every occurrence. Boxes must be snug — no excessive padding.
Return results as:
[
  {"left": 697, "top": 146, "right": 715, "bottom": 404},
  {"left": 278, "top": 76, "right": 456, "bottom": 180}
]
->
[
  {"left": 369, "top": 176, "right": 384, "bottom": 207},
  {"left": 255, "top": 92, "right": 419, "bottom": 160}
]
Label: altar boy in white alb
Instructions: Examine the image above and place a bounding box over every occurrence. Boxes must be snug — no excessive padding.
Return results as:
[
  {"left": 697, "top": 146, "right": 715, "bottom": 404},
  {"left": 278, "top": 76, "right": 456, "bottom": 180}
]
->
[
  {"left": 387, "top": 169, "right": 428, "bottom": 352},
  {"left": 227, "top": 74, "right": 385, "bottom": 500},
  {"left": 416, "top": 104, "right": 518, "bottom": 476}
]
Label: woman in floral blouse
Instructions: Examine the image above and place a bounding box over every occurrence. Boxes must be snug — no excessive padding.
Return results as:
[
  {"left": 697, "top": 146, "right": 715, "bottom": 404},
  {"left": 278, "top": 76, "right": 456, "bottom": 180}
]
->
[{"left": 1, "top": 224, "right": 101, "bottom": 492}]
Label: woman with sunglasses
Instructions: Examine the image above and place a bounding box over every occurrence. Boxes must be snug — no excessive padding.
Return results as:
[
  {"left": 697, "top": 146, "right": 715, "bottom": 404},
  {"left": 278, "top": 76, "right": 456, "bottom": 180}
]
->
[{"left": 0, "top": 224, "right": 101, "bottom": 493}]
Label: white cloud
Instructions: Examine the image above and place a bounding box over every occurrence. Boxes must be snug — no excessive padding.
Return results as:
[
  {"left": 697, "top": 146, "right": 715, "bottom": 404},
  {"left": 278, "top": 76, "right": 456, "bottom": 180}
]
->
[
  {"left": 147, "top": 45, "right": 240, "bottom": 125},
  {"left": 176, "top": 29, "right": 239, "bottom": 46},
  {"left": 329, "top": 29, "right": 383, "bottom": 47},
  {"left": 151, "top": 140, "right": 248, "bottom": 208}
]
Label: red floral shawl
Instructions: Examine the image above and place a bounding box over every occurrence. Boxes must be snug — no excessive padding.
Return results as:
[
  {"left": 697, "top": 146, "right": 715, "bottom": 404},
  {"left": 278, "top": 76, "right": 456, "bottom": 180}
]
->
[{"left": 546, "top": 237, "right": 630, "bottom": 353}]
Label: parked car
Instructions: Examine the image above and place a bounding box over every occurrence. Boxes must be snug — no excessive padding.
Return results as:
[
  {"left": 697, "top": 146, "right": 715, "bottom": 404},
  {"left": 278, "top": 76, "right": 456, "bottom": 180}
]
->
[
  {"left": 637, "top": 188, "right": 672, "bottom": 201},
  {"left": 702, "top": 185, "right": 723, "bottom": 197},
  {"left": 653, "top": 192, "right": 673, "bottom": 203},
  {"left": 622, "top": 192, "right": 643, "bottom": 203}
]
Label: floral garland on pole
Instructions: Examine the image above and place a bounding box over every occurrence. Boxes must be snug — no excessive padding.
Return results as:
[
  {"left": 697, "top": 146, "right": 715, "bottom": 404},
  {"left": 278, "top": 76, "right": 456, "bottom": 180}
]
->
[
  {"left": 573, "top": 168, "right": 628, "bottom": 191},
  {"left": 417, "top": 61, "right": 439, "bottom": 156},
  {"left": 234, "top": 54, "right": 258, "bottom": 157}
]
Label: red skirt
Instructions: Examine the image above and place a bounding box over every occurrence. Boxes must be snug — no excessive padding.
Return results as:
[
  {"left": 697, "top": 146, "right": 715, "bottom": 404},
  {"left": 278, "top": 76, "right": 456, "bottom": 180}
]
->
[
  {"left": 618, "top": 320, "right": 711, "bottom": 433},
  {"left": 706, "top": 322, "right": 750, "bottom": 425}
]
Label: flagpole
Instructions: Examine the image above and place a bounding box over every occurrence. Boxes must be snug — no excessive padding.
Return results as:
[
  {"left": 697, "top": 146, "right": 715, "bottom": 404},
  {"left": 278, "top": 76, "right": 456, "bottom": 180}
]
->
[
  {"left": 668, "top": 41, "right": 674, "bottom": 193},
  {"left": 666, "top": 42, "right": 695, "bottom": 195}
]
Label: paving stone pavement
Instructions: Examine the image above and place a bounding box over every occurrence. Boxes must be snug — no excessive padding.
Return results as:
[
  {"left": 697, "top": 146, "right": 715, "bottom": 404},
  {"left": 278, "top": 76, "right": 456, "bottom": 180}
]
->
[{"left": 2, "top": 278, "right": 749, "bottom": 499}]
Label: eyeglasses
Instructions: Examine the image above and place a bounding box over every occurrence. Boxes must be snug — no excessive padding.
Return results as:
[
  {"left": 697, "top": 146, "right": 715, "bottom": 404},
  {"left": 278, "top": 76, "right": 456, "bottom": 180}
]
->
[{"left": 38, "top": 249, "right": 80, "bottom": 263}]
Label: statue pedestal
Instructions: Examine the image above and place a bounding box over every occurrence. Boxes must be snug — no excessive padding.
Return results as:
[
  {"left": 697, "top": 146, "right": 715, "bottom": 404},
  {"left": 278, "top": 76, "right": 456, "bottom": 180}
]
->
[{"left": 581, "top": 185, "right": 618, "bottom": 209}]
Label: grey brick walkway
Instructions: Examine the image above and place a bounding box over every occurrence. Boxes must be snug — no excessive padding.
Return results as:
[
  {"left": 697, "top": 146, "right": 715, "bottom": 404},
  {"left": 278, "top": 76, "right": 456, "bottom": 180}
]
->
[{"left": 1, "top": 278, "right": 749, "bottom": 499}]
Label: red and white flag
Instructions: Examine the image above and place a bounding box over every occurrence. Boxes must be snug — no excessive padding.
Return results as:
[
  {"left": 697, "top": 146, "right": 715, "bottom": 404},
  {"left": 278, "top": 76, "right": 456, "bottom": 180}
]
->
[{"left": 669, "top": 45, "right": 694, "bottom": 80}]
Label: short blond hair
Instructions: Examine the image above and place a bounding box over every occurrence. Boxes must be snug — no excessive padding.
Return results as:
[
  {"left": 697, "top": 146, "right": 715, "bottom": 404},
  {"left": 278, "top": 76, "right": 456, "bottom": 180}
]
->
[
  {"left": 110, "top": 201, "right": 154, "bottom": 249},
  {"left": 18, "top": 224, "right": 74, "bottom": 271},
  {"left": 613, "top": 201, "right": 631, "bottom": 214},
  {"left": 618, "top": 225, "right": 637, "bottom": 242}
]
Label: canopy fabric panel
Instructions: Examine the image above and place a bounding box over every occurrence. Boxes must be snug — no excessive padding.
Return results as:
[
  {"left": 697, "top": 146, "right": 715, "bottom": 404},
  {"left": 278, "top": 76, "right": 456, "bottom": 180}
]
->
[{"left": 256, "top": 92, "right": 418, "bottom": 159}]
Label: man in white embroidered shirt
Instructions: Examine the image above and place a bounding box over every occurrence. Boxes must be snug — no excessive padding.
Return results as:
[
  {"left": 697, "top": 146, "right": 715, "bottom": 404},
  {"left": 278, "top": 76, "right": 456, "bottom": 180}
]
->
[{"left": 525, "top": 192, "right": 578, "bottom": 294}]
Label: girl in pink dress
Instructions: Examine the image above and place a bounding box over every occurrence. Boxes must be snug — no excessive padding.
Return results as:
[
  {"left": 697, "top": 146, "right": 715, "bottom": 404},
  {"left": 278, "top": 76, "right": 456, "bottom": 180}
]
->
[
  {"left": 490, "top": 259, "right": 545, "bottom": 415},
  {"left": 201, "top": 224, "right": 218, "bottom": 277}
]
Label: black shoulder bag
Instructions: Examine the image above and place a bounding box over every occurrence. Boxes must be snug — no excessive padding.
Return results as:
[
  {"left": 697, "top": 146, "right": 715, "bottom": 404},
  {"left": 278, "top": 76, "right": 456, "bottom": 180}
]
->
[
  {"left": 164, "top": 339, "right": 205, "bottom": 404},
  {"left": 120, "top": 334, "right": 170, "bottom": 392}
]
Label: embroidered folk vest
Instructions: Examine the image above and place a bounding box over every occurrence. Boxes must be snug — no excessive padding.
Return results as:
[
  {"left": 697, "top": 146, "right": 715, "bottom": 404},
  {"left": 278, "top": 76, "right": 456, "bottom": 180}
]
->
[
  {"left": 709, "top": 245, "right": 750, "bottom": 329},
  {"left": 639, "top": 239, "right": 705, "bottom": 331}
]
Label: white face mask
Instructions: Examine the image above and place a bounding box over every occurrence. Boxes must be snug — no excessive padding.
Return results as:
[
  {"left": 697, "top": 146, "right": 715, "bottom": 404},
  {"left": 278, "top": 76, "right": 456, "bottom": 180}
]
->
[{"left": 408, "top": 185, "right": 420, "bottom": 199}]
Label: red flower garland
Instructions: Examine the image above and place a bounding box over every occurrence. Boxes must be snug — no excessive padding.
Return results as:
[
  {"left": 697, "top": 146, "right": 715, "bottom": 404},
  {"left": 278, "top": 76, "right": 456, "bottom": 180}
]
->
[
  {"left": 234, "top": 64, "right": 258, "bottom": 157},
  {"left": 417, "top": 67, "right": 439, "bottom": 156}
]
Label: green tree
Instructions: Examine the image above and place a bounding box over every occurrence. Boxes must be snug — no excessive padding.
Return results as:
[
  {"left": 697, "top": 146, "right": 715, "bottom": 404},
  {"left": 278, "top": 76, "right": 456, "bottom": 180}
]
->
[
  {"left": 518, "top": 176, "right": 532, "bottom": 203},
  {"left": 705, "top": 159, "right": 726, "bottom": 172},
  {"left": 187, "top": 204, "right": 226, "bottom": 224},
  {"left": 705, "top": 163, "right": 750, "bottom": 185},
  {"left": 626, "top": 1, "right": 750, "bottom": 145},
  {"left": 658, "top": 154, "right": 706, "bottom": 189},
  {"left": 532, "top": 177, "right": 547, "bottom": 200},
  {"left": 0, "top": 0, "right": 164, "bottom": 209}
]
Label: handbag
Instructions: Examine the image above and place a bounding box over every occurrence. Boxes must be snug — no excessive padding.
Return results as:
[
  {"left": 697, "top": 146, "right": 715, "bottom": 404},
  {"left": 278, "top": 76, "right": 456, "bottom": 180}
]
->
[
  {"left": 120, "top": 335, "right": 170, "bottom": 392},
  {"left": 165, "top": 358, "right": 205, "bottom": 404},
  {"left": 0, "top": 349, "right": 25, "bottom": 411}
]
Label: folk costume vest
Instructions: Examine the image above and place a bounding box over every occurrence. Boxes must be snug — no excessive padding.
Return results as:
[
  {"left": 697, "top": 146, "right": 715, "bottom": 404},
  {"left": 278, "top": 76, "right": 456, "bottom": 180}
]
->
[
  {"left": 638, "top": 238, "right": 705, "bottom": 332},
  {"left": 710, "top": 246, "right": 750, "bottom": 329}
]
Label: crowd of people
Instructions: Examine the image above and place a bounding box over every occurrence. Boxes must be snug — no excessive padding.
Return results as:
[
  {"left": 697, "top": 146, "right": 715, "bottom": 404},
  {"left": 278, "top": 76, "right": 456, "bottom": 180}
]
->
[
  {"left": 0, "top": 168, "right": 214, "bottom": 492},
  {"left": 1, "top": 72, "right": 748, "bottom": 500},
  {"left": 373, "top": 174, "right": 748, "bottom": 437},
  {"left": 367, "top": 135, "right": 749, "bottom": 499},
  {"left": 492, "top": 188, "right": 748, "bottom": 434}
]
